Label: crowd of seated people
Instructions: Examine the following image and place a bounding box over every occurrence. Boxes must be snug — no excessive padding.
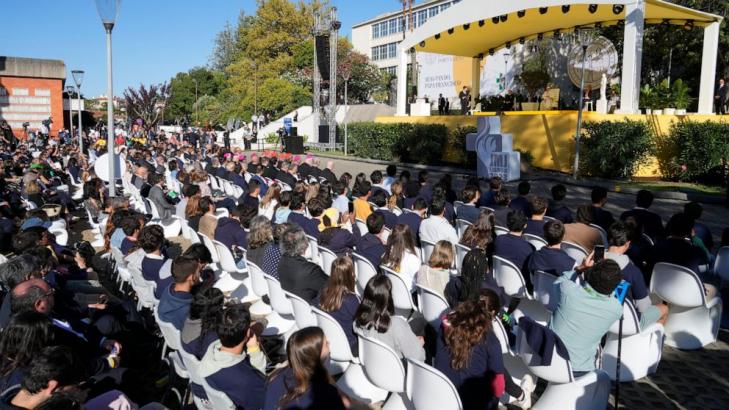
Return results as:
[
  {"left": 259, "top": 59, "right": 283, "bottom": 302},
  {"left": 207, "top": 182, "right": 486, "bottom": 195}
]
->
[{"left": 1, "top": 130, "right": 727, "bottom": 410}]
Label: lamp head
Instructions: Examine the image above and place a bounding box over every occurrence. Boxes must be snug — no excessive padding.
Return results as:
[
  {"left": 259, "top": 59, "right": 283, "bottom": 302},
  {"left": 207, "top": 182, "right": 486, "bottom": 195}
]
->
[
  {"left": 95, "top": 0, "right": 121, "bottom": 27},
  {"left": 71, "top": 70, "right": 85, "bottom": 88}
]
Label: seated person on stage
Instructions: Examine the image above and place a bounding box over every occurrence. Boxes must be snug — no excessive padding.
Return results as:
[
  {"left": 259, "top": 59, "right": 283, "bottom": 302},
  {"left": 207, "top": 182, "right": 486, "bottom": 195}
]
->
[
  {"left": 546, "top": 184, "right": 574, "bottom": 223},
  {"left": 606, "top": 222, "right": 668, "bottom": 329},
  {"left": 493, "top": 209, "right": 535, "bottom": 274},
  {"left": 524, "top": 196, "right": 548, "bottom": 238},
  {"left": 159, "top": 256, "right": 202, "bottom": 330},
  {"left": 509, "top": 181, "right": 532, "bottom": 217},
  {"left": 590, "top": 186, "right": 615, "bottom": 233},
  {"left": 550, "top": 257, "right": 623, "bottom": 375},
  {"left": 355, "top": 212, "right": 387, "bottom": 270},
  {"left": 139, "top": 225, "right": 173, "bottom": 299},
  {"left": 526, "top": 219, "right": 575, "bottom": 291}
]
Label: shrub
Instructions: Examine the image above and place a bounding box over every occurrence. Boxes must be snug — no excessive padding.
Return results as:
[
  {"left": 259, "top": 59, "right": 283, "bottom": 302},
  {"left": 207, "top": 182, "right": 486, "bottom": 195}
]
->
[
  {"left": 347, "top": 122, "right": 448, "bottom": 164},
  {"left": 579, "top": 119, "right": 653, "bottom": 180},
  {"left": 449, "top": 126, "right": 477, "bottom": 167},
  {"left": 663, "top": 121, "right": 729, "bottom": 183}
]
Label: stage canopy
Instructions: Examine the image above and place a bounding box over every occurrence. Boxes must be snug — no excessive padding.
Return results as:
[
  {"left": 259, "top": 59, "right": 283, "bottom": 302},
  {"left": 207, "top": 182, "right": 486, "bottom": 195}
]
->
[{"left": 395, "top": 0, "right": 723, "bottom": 115}]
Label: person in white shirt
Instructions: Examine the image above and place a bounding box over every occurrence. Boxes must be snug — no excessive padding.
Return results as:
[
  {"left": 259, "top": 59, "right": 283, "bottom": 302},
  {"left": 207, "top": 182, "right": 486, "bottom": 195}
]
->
[
  {"left": 382, "top": 224, "right": 421, "bottom": 292},
  {"left": 382, "top": 164, "right": 397, "bottom": 192},
  {"left": 419, "top": 198, "right": 458, "bottom": 246}
]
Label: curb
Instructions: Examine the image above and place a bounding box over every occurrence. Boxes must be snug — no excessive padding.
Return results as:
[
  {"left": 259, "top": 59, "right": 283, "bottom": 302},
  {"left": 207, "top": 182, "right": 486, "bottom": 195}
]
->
[{"left": 310, "top": 152, "right": 726, "bottom": 205}]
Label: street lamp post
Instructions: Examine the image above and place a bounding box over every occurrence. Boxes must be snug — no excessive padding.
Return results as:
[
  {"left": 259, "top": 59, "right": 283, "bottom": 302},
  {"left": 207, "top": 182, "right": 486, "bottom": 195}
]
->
[
  {"left": 65, "top": 86, "right": 75, "bottom": 144},
  {"left": 572, "top": 28, "right": 595, "bottom": 180},
  {"left": 343, "top": 77, "right": 349, "bottom": 156},
  {"left": 192, "top": 78, "right": 198, "bottom": 125},
  {"left": 71, "top": 70, "right": 85, "bottom": 151},
  {"left": 95, "top": 0, "right": 121, "bottom": 197}
]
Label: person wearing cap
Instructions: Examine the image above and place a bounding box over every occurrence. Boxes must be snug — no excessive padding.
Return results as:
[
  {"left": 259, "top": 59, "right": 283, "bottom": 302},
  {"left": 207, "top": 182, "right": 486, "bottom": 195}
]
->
[{"left": 317, "top": 207, "right": 361, "bottom": 257}]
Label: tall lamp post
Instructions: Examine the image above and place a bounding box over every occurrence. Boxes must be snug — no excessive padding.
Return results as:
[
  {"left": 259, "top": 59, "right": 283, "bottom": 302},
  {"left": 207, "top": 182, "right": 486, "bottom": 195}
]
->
[
  {"left": 572, "top": 28, "right": 595, "bottom": 180},
  {"left": 95, "top": 0, "right": 121, "bottom": 197},
  {"left": 192, "top": 78, "right": 198, "bottom": 126},
  {"left": 71, "top": 70, "right": 85, "bottom": 151},
  {"left": 65, "top": 85, "right": 75, "bottom": 143}
]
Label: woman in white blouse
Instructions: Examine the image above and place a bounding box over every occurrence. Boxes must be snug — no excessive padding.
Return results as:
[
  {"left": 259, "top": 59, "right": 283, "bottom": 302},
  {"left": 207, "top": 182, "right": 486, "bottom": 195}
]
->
[{"left": 381, "top": 224, "right": 421, "bottom": 292}]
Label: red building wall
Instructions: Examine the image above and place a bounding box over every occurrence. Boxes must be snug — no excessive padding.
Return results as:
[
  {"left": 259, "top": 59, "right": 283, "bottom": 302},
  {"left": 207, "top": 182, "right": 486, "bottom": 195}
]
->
[{"left": 0, "top": 76, "right": 64, "bottom": 138}]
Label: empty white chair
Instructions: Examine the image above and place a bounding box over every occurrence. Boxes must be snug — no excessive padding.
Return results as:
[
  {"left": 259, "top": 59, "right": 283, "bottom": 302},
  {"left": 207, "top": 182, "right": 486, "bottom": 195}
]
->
[
  {"left": 454, "top": 243, "right": 471, "bottom": 272},
  {"left": 416, "top": 284, "right": 449, "bottom": 329},
  {"left": 524, "top": 233, "right": 547, "bottom": 251},
  {"left": 358, "top": 334, "right": 411, "bottom": 410},
  {"left": 147, "top": 200, "right": 182, "bottom": 237},
  {"left": 181, "top": 223, "right": 200, "bottom": 244},
  {"left": 312, "top": 307, "right": 388, "bottom": 404},
  {"left": 381, "top": 266, "right": 417, "bottom": 318},
  {"left": 517, "top": 329, "right": 610, "bottom": 410},
  {"left": 406, "top": 358, "right": 463, "bottom": 410},
  {"left": 532, "top": 270, "right": 560, "bottom": 312},
  {"left": 306, "top": 234, "right": 319, "bottom": 262},
  {"left": 561, "top": 241, "right": 588, "bottom": 266},
  {"left": 420, "top": 239, "right": 436, "bottom": 264},
  {"left": 600, "top": 300, "right": 664, "bottom": 381},
  {"left": 649, "top": 262, "right": 722, "bottom": 349},
  {"left": 381, "top": 226, "right": 392, "bottom": 243},
  {"left": 352, "top": 253, "right": 378, "bottom": 296},
  {"left": 318, "top": 246, "right": 338, "bottom": 276},
  {"left": 285, "top": 290, "right": 317, "bottom": 329},
  {"left": 49, "top": 226, "right": 68, "bottom": 246},
  {"left": 455, "top": 219, "right": 472, "bottom": 238}
]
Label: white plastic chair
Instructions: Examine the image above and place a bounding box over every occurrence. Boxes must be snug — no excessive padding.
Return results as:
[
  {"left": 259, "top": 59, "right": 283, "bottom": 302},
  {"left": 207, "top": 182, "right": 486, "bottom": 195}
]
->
[
  {"left": 517, "top": 328, "right": 610, "bottom": 410},
  {"left": 420, "top": 239, "right": 436, "bottom": 264},
  {"left": 650, "top": 262, "right": 722, "bottom": 349},
  {"left": 493, "top": 255, "right": 530, "bottom": 298},
  {"left": 589, "top": 224, "right": 609, "bottom": 247},
  {"left": 454, "top": 243, "right": 471, "bottom": 273},
  {"left": 285, "top": 290, "right": 317, "bottom": 329},
  {"left": 491, "top": 318, "right": 533, "bottom": 406},
  {"left": 524, "top": 233, "right": 548, "bottom": 251},
  {"left": 713, "top": 246, "right": 729, "bottom": 286},
  {"left": 200, "top": 378, "right": 235, "bottom": 410},
  {"left": 533, "top": 270, "right": 560, "bottom": 312},
  {"left": 406, "top": 358, "right": 463, "bottom": 410},
  {"left": 306, "top": 234, "right": 320, "bottom": 262},
  {"left": 147, "top": 200, "right": 182, "bottom": 237},
  {"left": 355, "top": 219, "right": 368, "bottom": 236},
  {"left": 198, "top": 232, "right": 220, "bottom": 264},
  {"left": 561, "top": 241, "right": 588, "bottom": 266},
  {"left": 177, "top": 348, "right": 215, "bottom": 410},
  {"left": 415, "top": 284, "right": 449, "bottom": 329},
  {"left": 495, "top": 226, "right": 509, "bottom": 236},
  {"left": 312, "top": 307, "right": 389, "bottom": 404},
  {"left": 318, "top": 246, "right": 338, "bottom": 276},
  {"left": 352, "top": 253, "right": 379, "bottom": 296},
  {"left": 455, "top": 218, "right": 472, "bottom": 238},
  {"left": 600, "top": 300, "right": 664, "bottom": 381},
  {"left": 262, "top": 274, "right": 297, "bottom": 336},
  {"left": 153, "top": 305, "right": 184, "bottom": 367},
  {"left": 381, "top": 266, "right": 417, "bottom": 318},
  {"left": 358, "top": 334, "right": 411, "bottom": 410}
]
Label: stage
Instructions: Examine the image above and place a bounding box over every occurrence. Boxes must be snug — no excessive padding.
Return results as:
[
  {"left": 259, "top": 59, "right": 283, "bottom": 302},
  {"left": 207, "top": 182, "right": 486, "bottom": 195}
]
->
[{"left": 376, "top": 111, "right": 729, "bottom": 179}]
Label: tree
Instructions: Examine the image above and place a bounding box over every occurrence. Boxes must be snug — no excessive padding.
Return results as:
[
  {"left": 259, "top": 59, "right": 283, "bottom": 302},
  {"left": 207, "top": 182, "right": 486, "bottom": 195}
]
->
[
  {"left": 166, "top": 67, "right": 225, "bottom": 123},
  {"left": 123, "top": 83, "right": 171, "bottom": 130}
]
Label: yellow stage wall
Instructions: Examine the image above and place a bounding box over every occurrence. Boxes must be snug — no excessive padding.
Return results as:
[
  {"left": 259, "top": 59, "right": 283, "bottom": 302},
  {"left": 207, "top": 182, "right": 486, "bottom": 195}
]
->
[{"left": 375, "top": 112, "right": 729, "bottom": 178}]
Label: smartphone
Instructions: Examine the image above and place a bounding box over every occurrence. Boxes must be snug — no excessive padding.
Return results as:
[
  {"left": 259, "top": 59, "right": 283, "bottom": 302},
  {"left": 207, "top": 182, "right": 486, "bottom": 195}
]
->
[{"left": 593, "top": 245, "right": 605, "bottom": 262}]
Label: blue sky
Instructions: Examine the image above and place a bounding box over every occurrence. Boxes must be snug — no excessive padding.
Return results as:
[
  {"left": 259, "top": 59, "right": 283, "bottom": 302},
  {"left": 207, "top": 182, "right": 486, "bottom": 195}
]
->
[{"left": 1, "top": 0, "right": 400, "bottom": 97}]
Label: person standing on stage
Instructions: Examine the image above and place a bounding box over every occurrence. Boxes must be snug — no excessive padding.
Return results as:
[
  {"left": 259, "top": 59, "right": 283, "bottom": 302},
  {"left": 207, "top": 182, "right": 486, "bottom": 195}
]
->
[
  {"left": 716, "top": 78, "right": 727, "bottom": 115},
  {"left": 459, "top": 86, "right": 471, "bottom": 115},
  {"left": 438, "top": 94, "right": 446, "bottom": 115}
]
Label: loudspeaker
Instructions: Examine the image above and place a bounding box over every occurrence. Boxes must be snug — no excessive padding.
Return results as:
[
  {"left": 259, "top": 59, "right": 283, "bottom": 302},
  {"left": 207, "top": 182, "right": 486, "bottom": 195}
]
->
[
  {"left": 288, "top": 127, "right": 298, "bottom": 137},
  {"left": 283, "top": 136, "right": 304, "bottom": 154},
  {"left": 318, "top": 125, "right": 342, "bottom": 144},
  {"left": 315, "top": 35, "right": 331, "bottom": 81}
]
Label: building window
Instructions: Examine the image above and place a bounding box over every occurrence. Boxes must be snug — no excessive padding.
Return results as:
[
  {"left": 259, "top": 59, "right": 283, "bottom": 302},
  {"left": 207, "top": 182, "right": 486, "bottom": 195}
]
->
[
  {"left": 12, "top": 88, "right": 29, "bottom": 96},
  {"left": 372, "top": 23, "right": 380, "bottom": 39},
  {"left": 440, "top": 3, "right": 450, "bottom": 11},
  {"left": 429, "top": 7, "right": 439, "bottom": 17},
  {"left": 35, "top": 88, "right": 51, "bottom": 97},
  {"left": 372, "top": 42, "right": 398, "bottom": 61}
]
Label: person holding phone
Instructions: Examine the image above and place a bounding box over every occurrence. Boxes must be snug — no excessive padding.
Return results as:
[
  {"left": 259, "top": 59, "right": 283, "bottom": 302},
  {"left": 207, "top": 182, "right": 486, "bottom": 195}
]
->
[{"left": 549, "top": 253, "right": 624, "bottom": 376}]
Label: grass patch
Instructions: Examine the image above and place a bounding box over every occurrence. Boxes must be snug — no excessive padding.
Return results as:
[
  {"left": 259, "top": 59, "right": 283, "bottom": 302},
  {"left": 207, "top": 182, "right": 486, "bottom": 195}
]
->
[{"left": 618, "top": 181, "right": 725, "bottom": 196}]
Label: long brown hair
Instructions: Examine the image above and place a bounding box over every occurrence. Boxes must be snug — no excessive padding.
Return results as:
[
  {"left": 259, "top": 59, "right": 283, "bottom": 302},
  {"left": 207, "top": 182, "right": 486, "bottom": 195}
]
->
[
  {"left": 184, "top": 193, "right": 202, "bottom": 219},
  {"left": 428, "top": 240, "right": 454, "bottom": 269},
  {"left": 388, "top": 181, "right": 402, "bottom": 209},
  {"left": 460, "top": 211, "right": 494, "bottom": 249},
  {"left": 260, "top": 184, "right": 281, "bottom": 209},
  {"left": 319, "top": 257, "right": 356, "bottom": 312},
  {"left": 278, "top": 327, "right": 333, "bottom": 406},
  {"left": 381, "top": 224, "right": 417, "bottom": 270},
  {"left": 444, "top": 297, "right": 494, "bottom": 370}
]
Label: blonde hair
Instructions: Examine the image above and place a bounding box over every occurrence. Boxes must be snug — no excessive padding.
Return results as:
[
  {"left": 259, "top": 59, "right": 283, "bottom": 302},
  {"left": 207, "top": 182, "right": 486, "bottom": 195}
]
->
[
  {"left": 428, "top": 240, "right": 454, "bottom": 270},
  {"left": 388, "top": 181, "right": 402, "bottom": 210},
  {"left": 25, "top": 180, "right": 41, "bottom": 195}
]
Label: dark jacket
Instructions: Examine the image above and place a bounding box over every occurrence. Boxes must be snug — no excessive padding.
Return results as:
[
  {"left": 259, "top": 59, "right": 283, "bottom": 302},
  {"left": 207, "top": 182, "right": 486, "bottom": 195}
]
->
[
  {"left": 357, "top": 233, "right": 386, "bottom": 269},
  {"left": 278, "top": 254, "right": 328, "bottom": 302},
  {"left": 620, "top": 208, "right": 664, "bottom": 240},
  {"left": 158, "top": 284, "right": 193, "bottom": 330},
  {"left": 319, "top": 224, "right": 361, "bottom": 256},
  {"left": 546, "top": 202, "right": 573, "bottom": 223},
  {"left": 214, "top": 217, "right": 248, "bottom": 250},
  {"left": 396, "top": 212, "right": 423, "bottom": 243},
  {"left": 494, "top": 234, "right": 535, "bottom": 275},
  {"left": 375, "top": 209, "right": 398, "bottom": 230},
  {"left": 456, "top": 203, "right": 480, "bottom": 223},
  {"left": 518, "top": 316, "right": 569, "bottom": 366},
  {"left": 591, "top": 206, "right": 615, "bottom": 233},
  {"left": 509, "top": 195, "right": 532, "bottom": 217},
  {"left": 524, "top": 219, "right": 546, "bottom": 238},
  {"left": 288, "top": 212, "right": 319, "bottom": 239}
]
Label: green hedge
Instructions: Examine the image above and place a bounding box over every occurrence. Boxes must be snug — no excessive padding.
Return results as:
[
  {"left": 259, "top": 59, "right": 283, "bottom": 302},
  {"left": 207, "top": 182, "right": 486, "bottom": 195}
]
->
[
  {"left": 347, "top": 122, "right": 449, "bottom": 164},
  {"left": 661, "top": 121, "right": 729, "bottom": 184},
  {"left": 579, "top": 119, "right": 653, "bottom": 180}
]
